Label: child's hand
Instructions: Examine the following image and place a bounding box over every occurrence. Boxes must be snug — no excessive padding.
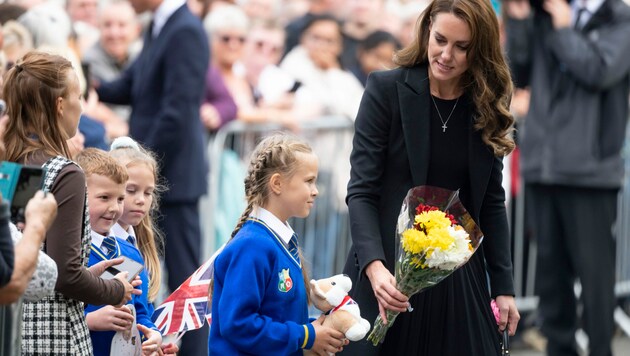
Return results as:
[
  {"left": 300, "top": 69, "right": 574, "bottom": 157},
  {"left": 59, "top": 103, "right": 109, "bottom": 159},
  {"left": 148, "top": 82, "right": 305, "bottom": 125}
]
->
[
  {"left": 114, "top": 272, "right": 142, "bottom": 307},
  {"left": 159, "top": 342, "right": 179, "bottom": 355},
  {"left": 309, "top": 315, "right": 348, "bottom": 355},
  {"left": 137, "top": 324, "right": 162, "bottom": 356},
  {"left": 86, "top": 305, "right": 134, "bottom": 332},
  {"left": 130, "top": 275, "right": 142, "bottom": 294}
]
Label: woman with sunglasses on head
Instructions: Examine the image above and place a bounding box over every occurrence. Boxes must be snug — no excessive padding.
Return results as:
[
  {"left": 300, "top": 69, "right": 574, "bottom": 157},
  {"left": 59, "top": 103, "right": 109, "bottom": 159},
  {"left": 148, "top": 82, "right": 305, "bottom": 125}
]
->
[{"left": 204, "top": 8, "right": 309, "bottom": 130}]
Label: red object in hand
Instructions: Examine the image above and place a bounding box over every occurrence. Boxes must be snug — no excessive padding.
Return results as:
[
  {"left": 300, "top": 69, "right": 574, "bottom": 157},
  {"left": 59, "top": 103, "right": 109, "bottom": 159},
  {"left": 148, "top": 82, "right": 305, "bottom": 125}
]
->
[{"left": 491, "top": 299, "right": 501, "bottom": 325}]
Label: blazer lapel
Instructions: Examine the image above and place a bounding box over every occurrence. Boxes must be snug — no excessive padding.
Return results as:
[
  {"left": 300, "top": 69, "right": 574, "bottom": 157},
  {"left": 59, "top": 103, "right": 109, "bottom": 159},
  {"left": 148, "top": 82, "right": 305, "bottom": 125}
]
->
[
  {"left": 398, "top": 66, "right": 431, "bottom": 187},
  {"left": 581, "top": 0, "right": 613, "bottom": 33},
  {"left": 468, "top": 121, "right": 494, "bottom": 220}
]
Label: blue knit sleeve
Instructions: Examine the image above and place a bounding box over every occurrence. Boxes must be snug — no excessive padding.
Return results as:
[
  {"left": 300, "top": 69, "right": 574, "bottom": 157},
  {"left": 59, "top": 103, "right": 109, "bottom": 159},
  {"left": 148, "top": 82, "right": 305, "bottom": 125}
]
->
[
  {"left": 133, "top": 269, "right": 158, "bottom": 332},
  {"left": 118, "top": 239, "right": 158, "bottom": 332},
  {"left": 302, "top": 323, "right": 316, "bottom": 350}
]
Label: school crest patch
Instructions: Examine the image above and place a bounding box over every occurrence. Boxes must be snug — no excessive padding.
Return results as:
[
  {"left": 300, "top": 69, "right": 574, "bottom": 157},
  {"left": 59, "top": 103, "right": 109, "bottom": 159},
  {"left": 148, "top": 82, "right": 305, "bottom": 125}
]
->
[{"left": 278, "top": 268, "right": 293, "bottom": 292}]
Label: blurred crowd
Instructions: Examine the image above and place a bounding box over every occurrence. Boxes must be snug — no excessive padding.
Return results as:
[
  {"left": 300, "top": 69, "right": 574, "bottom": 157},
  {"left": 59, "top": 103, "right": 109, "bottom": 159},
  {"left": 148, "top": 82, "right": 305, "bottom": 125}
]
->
[
  {"left": 0, "top": 1, "right": 434, "bottom": 355},
  {"left": 0, "top": 0, "right": 434, "bottom": 144}
]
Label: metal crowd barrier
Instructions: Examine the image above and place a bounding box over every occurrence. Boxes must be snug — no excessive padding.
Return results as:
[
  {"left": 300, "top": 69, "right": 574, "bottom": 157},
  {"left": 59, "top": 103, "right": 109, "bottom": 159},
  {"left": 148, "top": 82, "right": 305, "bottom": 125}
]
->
[
  {"left": 199, "top": 117, "right": 355, "bottom": 280},
  {"left": 0, "top": 300, "right": 22, "bottom": 356}
]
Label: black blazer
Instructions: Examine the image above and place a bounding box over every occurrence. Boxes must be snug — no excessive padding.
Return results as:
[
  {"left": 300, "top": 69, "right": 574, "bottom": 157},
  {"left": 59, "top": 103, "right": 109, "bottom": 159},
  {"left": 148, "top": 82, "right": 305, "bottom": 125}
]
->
[
  {"left": 343, "top": 65, "right": 514, "bottom": 329},
  {"left": 97, "top": 5, "right": 210, "bottom": 202}
]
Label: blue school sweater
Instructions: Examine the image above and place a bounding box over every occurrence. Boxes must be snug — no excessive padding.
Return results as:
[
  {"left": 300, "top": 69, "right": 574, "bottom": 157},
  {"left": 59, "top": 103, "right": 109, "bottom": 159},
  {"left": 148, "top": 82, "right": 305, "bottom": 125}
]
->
[
  {"left": 208, "top": 219, "right": 315, "bottom": 355},
  {"left": 85, "top": 236, "right": 157, "bottom": 356}
]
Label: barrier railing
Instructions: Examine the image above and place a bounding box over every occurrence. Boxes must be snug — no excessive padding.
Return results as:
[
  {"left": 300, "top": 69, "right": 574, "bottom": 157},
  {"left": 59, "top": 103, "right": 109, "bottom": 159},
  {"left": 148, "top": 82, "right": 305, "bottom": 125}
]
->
[
  {"left": 199, "top": 117, "right": 355, "bottom": 280},
  {"left": 202, "top": 115, "right": 630, "bottom": 342},
  {"left": 0, "top": 300, "right": 22, "bottom": 356}
]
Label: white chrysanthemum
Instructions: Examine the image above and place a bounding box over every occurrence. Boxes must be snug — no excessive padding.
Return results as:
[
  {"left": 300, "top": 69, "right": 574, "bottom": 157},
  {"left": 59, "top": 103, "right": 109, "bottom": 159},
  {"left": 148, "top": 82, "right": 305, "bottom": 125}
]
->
[{"left": 425, "top": 226, "right": 473, "bottom": 270}]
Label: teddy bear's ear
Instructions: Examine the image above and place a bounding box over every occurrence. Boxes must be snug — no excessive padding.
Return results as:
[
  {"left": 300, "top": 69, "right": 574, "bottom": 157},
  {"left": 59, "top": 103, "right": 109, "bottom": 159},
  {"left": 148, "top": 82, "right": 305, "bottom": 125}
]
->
[{"left": 310, "top": 279, "right": 326, "bottom": 298}]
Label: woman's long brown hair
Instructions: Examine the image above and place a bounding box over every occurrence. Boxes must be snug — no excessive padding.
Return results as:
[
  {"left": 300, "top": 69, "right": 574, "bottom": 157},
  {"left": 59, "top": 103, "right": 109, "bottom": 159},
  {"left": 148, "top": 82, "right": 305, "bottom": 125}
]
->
[
  {"left": 395, "top": 0, "right": 515, "bottom": 156},
  {"left": 1, "top": 51, "right": 74, "bottom": 162}
]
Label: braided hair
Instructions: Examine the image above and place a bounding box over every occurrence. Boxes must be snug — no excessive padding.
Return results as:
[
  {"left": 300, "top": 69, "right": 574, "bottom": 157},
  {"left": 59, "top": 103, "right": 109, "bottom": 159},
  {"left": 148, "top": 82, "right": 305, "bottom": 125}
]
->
[
  {"left": 212, "top": 133, "right": 315, "bottom": 303},
  {"left": 230, "top": 133, "right": 313, "bottom": 238}
]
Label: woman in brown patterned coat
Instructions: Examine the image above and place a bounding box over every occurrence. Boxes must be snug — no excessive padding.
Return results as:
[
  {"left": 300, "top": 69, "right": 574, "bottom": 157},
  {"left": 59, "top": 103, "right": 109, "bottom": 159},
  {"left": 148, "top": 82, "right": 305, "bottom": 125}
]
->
[{"left": 1, "top": 51, "right": 139, "bottom": 355}]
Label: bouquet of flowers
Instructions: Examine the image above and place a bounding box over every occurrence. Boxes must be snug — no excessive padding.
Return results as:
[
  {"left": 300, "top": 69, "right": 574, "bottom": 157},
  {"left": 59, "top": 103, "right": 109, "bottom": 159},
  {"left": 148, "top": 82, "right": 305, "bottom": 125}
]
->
[{"left": 367, "top": 185, "right": 484, "bottom": 345}]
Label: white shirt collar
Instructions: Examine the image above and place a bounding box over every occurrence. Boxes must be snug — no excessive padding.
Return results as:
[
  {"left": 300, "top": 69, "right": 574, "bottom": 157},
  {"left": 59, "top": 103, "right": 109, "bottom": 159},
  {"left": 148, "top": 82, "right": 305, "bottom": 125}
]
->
[
  {"left": 112, "top": 223, "right": 136, "bottom": 245},
  {"left": 573, "top": 0, "right": 605, "bottom": 27},
  {"left": 152, "top": 0, "right": 186, "bottom": 38},
  {"left": 251, "top": 206, "right": 295, "bottom": 245},
  {"left": 91, "top": 229, "right": 117, "bottom": 254}
]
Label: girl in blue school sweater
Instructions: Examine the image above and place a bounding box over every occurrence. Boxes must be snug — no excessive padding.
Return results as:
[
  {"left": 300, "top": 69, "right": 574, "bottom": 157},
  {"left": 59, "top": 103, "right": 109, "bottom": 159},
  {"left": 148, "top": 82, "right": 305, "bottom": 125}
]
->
[
  {"left": 109, "top": 137, "right": 179, "bottom": 355},
  {"left": 209, "top": 134, "right": 348, "bottom": 355}
]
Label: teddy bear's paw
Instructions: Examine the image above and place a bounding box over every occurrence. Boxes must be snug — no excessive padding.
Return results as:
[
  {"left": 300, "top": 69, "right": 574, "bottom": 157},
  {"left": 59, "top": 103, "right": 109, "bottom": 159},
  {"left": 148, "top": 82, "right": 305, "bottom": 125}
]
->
[
  {"left": 345, "top": 321, "right": 370, "bottom": 341},
  {"left": 360, "top": 318, "right": 370, "bottom": 332}
]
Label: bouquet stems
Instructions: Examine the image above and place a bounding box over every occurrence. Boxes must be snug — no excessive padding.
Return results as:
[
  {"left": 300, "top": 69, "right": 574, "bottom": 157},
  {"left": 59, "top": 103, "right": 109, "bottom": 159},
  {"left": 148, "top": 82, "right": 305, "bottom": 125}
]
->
[
  {"left": 367, "top": 310, "right": 401, "bottom": 346},
  {"left": 366, "top": 266, "right": 451, "bottom": 345}
]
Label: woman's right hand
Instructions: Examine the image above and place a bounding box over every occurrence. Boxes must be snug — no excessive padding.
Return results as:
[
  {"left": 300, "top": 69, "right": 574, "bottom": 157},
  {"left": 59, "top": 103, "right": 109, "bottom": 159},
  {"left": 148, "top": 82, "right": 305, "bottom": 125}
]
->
[
  {"left": 85, "top": 305, "right": 134, "bottom": 332},
  {"left": 309, "top": 315, "right": 348, "bottom": 355},
  {"left": 504, "top": 0, "right": 531, "bottom": 19},
  {"left": 365, "top": 260, "right": 409, "bottom": 324}
]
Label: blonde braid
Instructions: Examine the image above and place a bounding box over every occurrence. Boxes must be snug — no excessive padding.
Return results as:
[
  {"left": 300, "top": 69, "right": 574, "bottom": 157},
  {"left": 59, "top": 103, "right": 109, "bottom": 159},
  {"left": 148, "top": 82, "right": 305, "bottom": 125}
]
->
[
  {"left": 214, "top": 134, "right": 315, "bottom": 303},
  {"left": 231, "top": 202, "right": 254, "bottom": 238},
  {"left": 230, "top": 140, "right": 276, "bottom": 238}
]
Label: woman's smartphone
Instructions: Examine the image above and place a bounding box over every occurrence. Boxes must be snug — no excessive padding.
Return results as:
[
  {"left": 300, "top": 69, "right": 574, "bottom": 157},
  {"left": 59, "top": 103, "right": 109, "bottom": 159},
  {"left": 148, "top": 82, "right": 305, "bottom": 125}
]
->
[
  {"left": 100, "top": 255, "right": 144, "bottom": 283},
  {"left": 0, "top": 161, "right": 45, "bottom": 224}
]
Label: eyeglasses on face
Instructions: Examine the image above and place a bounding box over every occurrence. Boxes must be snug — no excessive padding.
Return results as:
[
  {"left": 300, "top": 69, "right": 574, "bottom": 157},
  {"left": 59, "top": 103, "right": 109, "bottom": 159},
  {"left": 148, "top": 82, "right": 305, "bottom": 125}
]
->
[
  {"left": 304, "top": 33, "right": 339, "bottom": 47},
  {"left": 253, "top": 40, "right": 282, "bottom": 54},
  {"left": 218, "top": 34, "right": 246, "bottom": 45}
]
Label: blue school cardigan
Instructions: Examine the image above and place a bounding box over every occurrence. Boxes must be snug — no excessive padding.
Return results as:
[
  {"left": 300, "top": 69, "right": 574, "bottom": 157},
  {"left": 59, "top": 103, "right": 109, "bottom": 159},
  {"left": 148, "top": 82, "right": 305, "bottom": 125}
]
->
[{"left": 208, "top": 219, "right": 315, "bottom": 355}]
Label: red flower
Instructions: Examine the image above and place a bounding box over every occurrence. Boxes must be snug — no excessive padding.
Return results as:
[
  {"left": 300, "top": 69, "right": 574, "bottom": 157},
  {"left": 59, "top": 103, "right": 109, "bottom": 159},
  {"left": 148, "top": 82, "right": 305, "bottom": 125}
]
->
[{"left": 415, "top": 204, "right": 457, "bottom": 226}]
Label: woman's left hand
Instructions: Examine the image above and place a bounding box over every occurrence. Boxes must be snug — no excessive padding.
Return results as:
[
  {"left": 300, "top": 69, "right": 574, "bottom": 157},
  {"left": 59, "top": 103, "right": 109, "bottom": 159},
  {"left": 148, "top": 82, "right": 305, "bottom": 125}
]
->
[{"left": 494, "top": 295, "right": 520, "bottom": 336}]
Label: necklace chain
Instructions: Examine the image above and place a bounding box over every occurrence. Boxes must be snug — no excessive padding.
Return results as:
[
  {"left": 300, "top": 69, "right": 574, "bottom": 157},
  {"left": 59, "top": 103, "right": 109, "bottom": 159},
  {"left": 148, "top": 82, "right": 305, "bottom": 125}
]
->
[{"left": 430, "top": 95, "right": 460, "bottom": 133}]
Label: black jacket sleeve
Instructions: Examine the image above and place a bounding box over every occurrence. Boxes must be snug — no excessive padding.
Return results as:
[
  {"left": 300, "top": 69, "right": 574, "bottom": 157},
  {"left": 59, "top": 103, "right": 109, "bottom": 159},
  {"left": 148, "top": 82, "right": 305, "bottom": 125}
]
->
[{"left": 480, "top": 157, "right": 515, "bottom": 297}]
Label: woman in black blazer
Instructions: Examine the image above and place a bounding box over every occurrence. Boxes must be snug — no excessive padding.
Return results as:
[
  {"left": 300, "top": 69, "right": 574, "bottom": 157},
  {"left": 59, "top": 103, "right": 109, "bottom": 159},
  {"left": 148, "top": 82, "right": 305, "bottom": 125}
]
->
[{"left": 341, "top": 0, "right": 520, "bottom": 355}]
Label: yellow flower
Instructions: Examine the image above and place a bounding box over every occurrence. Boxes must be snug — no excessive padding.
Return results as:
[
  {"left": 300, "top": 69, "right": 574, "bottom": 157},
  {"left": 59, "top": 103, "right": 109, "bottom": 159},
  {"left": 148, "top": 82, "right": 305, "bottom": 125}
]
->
[
  {"left": 410, "top": 256, "right": 426, "bottom": 269},
  {"left": 426, "top": 227, "right": 455, "bottom": 251},
  {"left": 401, "top": 228, "right": 426, "bottom": 255},
  {"left": 415, "top": 210, "right": 452, "bottom": 233}
]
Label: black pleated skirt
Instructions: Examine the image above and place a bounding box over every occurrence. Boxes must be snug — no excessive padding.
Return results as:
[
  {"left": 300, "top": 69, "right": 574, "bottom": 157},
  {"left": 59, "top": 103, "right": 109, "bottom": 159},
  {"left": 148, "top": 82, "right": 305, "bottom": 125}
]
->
[{"left": 380, "top": 251, "right": 501, "bottom": 356}]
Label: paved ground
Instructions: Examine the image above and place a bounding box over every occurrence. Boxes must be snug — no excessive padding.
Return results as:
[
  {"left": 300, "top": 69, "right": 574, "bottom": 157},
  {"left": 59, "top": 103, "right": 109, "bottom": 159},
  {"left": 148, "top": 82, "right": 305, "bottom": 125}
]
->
[{"left": 511, "top": 331, "right": 630, "bottom": 356}]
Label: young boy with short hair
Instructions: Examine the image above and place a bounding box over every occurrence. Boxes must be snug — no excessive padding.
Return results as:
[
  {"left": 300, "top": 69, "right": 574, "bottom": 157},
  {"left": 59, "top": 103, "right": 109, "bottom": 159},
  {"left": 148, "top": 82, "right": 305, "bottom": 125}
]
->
[{"left": 76, "top": 148, "right": 162, "bottom": 356}]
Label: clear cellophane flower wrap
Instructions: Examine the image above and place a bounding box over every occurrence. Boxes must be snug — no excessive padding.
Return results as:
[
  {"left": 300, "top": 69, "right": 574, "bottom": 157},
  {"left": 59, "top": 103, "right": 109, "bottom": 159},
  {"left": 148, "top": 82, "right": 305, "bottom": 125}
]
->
[{"left": 367, "top": 185, "right": 484, "bottom": 346}]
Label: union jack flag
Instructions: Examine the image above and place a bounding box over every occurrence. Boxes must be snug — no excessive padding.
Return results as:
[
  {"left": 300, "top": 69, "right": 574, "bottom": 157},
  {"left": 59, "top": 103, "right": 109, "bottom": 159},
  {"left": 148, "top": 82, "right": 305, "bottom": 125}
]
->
[{"left": 152, "top": 246, "right": 224, "bottom": 335}]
